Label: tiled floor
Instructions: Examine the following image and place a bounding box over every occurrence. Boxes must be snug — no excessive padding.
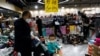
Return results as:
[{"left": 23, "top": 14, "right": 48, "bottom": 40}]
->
[{"left": 62, "top": 44, "right": 88, "bottom": 56}]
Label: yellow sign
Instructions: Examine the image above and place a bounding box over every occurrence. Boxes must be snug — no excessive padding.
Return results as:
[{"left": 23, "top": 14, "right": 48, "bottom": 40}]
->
[{"left": 45, "top": 0, "right": 58, "bottom": 12}]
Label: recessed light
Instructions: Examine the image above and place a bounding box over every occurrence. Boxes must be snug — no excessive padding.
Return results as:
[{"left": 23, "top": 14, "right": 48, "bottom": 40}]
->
[{"left": 34, "top": 5, "right": 38, "bottom": 9}]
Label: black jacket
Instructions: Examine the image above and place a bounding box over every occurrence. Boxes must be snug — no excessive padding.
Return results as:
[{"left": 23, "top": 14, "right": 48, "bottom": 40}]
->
[
  {"left": 36, "top": 18, "right": 42, "bottom": 29},
  {"left": 14, "top": 18, "right": 31, "bottom": 51}
]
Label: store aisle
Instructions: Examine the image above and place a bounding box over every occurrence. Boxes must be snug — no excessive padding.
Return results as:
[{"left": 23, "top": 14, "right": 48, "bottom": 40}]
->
[{"left": 62, "top": 44, "right": 88, "bottom": 56}]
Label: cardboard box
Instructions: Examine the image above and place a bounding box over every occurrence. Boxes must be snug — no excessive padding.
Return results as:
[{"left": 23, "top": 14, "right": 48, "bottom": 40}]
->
[{"left": 92, "top": 45, "right": 100, "bottom": 56}]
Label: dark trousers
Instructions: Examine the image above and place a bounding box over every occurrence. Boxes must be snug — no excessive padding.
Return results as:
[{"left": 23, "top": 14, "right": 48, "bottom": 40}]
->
[
  {"left": 38, "top": 28, "right": 42, "bottom": 36},
  {"left": 20, "top": 50, "right": 31, "bottom": 56},
  {"left": 34, "top": 44, "right": 49, "bottom": 56},
  {"left": 49, "top": 53, "right": 54, "bottom": 56},
  {"left": 83, "top": 26, "right": 89, "bottom": 40},
  {"left": 55, "top": 26, "right": 62, "bottom": 37}
]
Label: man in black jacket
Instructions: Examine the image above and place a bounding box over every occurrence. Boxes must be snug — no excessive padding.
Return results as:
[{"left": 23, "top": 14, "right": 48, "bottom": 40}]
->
[
  {"left": 14, "top": 11, "right": 32, "bottom": 56},
  {"left": 36, "top": 16, "right": 43, "bottom": 36}
]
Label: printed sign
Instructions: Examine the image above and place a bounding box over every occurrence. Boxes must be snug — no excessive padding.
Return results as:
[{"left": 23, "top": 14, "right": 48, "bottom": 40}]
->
[{"left": 45, "top": 0, "right": 58, "bottom": 12}]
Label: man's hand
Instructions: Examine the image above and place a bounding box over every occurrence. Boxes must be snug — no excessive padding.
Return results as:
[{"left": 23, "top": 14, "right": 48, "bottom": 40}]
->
[{"left": 40, "top": 37, "right": 45, "bottom": 42}]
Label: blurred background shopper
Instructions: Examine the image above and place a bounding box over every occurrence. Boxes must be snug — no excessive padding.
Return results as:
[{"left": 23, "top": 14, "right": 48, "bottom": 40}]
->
[{"left": 36, "top": 16, "right": 43, "bottom": 37}]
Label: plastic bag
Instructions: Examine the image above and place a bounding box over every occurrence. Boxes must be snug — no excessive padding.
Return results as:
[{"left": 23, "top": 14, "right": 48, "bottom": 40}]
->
[{"left": 0, "top": 47, "right": 13, "bottom": 56}]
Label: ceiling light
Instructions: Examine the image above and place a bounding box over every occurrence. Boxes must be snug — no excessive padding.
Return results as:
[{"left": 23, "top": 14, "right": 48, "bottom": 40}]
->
[
  {"left": 34, "top": 5, "right": 38, "bottom": 9},
  {"left": 0, "top": 16, "right": 2, "bottom": 18},
  {"left": 38, "top": 0, "right": 42, "bottom": 2},
  {"left": 38, "top": 0, "right": 69, "bottom": 4},
  {"left": 74, "top": 5, "right": 77, "bottom": 7},
  {"left": 61, "top": 7, "right": 65, "bottom": 9},
  {"left": 59, "top": 0, "right": 69, "bottom": 4},
  {"left": 25, "top": 0, "right": 38, "bottom": 2}
]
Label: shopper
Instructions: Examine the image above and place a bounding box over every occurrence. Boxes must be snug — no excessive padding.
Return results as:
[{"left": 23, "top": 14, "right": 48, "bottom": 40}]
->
[
  {"left": 47, "top": 34, "right": 60, "bottom": 56},
  {"left": 14, "top": 11, "right": 32, "bottom": 56},
  {"left": 78, "top": 11, "right": 89, "bottom": 41},
  {"left": 83, "top": 16, "right": 89, "bottom": 41},
  {"left": 36, "top": 16, "right": 43, "bottom": 37},
  {"left": 53, "top": 16, "right": 62, "bottom": 37},
  {"left": 0, "top": 18, "right": 3, "bottom": 33},
  {"left": 95, "top": 17, "right": 100, "bottom": 37}
]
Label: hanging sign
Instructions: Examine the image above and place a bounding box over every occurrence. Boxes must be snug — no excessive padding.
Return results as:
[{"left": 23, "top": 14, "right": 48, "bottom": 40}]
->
[{"left": 45, "top": 0, "right": 58, "bottom": 12}]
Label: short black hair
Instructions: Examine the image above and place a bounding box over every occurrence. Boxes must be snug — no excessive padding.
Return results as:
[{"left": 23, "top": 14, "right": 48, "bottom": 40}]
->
[
  {"left": 36, "top": 16, "right": 39, "bottom": 18},
  {"left": 49, "top": 34, "right": 56, "bottom": 39},
  {"left": 49, "top": 34, "right": 55, "bottom": 37},
  {"left": 22, "top": 11, "right": 30, "bottom": 17}
]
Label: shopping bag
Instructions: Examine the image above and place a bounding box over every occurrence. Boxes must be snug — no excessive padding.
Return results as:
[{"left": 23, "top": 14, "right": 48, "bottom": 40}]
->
[
  {"left": 60, "top": 26, "right": 66, "bottom": 35},
  {"left": 0, "top": 47, "right": 13, "bottom": 56},
  {"left": 55, "top": 21, "right": 60, "bottom": 25}
]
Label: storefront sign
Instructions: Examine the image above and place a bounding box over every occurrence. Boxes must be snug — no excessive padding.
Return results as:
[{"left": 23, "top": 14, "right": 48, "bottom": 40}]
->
[{"left": 45, "top": 0, "right": 58, "bottom": 12}]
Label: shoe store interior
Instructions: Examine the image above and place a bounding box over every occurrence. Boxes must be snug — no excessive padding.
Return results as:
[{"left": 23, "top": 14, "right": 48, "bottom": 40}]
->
[{"left": 0, "top": 0, "right": 100, "bottom": 56}]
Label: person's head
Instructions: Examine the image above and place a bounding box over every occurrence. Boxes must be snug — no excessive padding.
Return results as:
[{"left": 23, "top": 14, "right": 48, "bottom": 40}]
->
[
  {"left": 49, "top": 34, "right": 56, "bottom": 41},
  {"left": 53, "top": 16, "right": 56, "bottom": 18},
  {"left": 41, "top": 16, "right": 43, "bottom": 18},
  {"left": 36, "top": 16, "right": 39, "bottom": 18},
  {"left": 22, "top": 11, "right": 32, "bottom": 19},
  {"left": 32, "top": 17, "right": 35, "bottom": 20},
  {"left": 22, "top": 11, "right": 32, "bottom": 23}
]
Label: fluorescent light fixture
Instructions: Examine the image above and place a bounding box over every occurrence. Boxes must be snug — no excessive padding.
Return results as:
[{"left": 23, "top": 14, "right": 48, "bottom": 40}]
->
[
  {"left": 38, "top": 0, "right": 69, "bottom": 4},
  {"left": 59, "top": 0, "right": 69, "bottom": 4},
  {"left": 38, "top": 0, "right": 42, "bottom": 2},
  {"left": 20, "top": 0, "right": 27, "bottom": 6}
]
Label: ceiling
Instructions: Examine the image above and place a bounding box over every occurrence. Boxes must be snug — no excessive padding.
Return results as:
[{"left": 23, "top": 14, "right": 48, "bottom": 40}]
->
[
  {"left": 0, "top": 7, "right": 21, "bottom": 17},
  {"left": 6, "top": 0, "right": 100, "bottom": 10}
]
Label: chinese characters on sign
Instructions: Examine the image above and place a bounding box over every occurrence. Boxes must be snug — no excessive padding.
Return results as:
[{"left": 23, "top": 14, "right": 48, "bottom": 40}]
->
[{"left": 45, "top": 0, "right": 58, "bottom": 12}]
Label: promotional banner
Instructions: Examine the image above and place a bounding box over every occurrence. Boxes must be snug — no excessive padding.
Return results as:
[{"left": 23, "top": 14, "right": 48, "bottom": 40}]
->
[{"left": 45, "top": 0, "right": 58, "bottom": 12}]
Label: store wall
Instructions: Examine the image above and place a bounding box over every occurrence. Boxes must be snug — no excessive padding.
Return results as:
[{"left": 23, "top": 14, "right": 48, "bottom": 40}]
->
[
  {"left": 0, "top": 0, "right": 22, "bottom": 13},
  {"left": 31, "top": 7, "right": 100, "bottom": 17}
]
